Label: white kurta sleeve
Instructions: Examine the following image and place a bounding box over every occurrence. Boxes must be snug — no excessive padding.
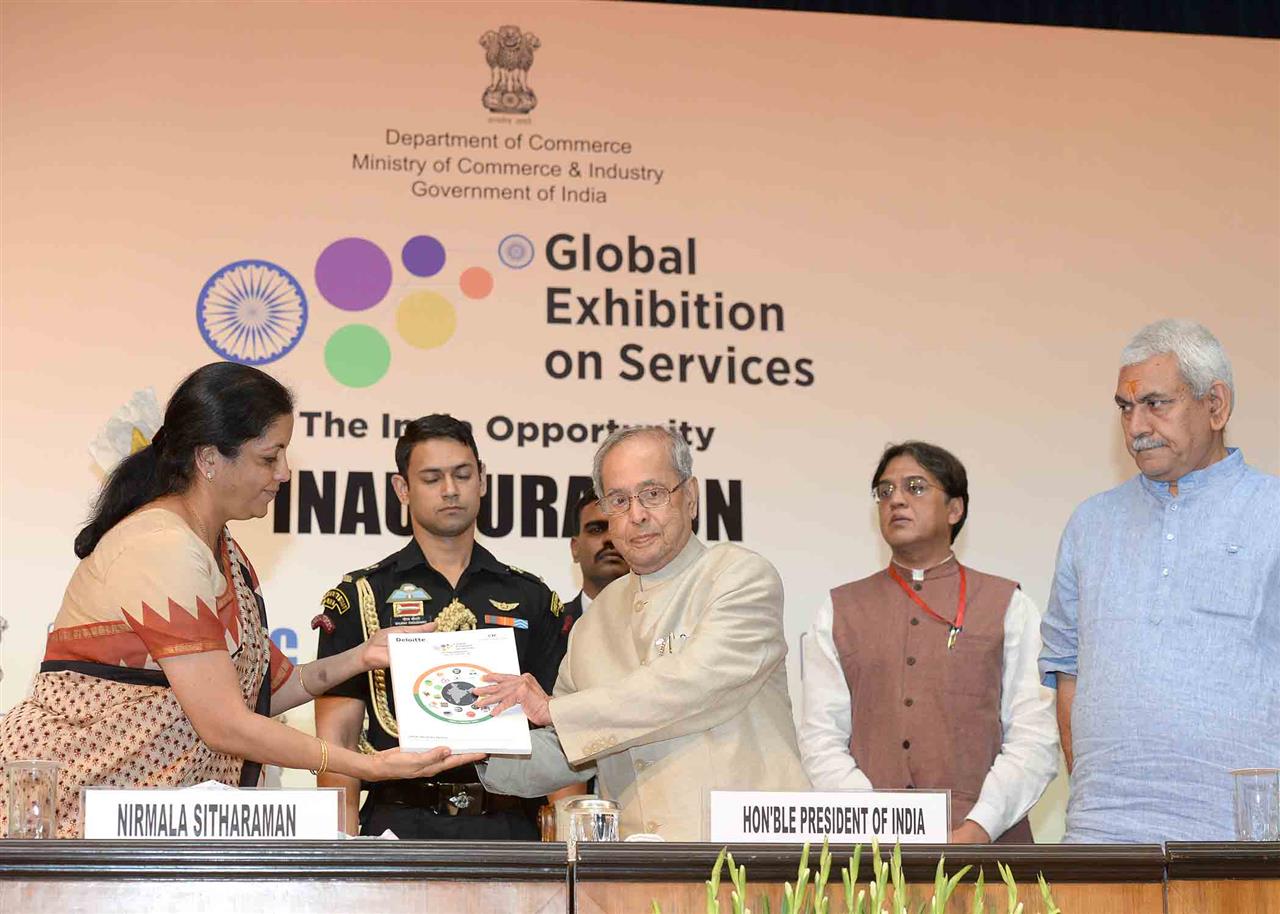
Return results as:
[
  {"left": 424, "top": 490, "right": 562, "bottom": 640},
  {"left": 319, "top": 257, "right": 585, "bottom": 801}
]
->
[
  {"left": 964, "top": 588, "right": 1060, "bottom": 840},
  {"left": 798, "top": 596, "right": 873, "bottom": 790}
]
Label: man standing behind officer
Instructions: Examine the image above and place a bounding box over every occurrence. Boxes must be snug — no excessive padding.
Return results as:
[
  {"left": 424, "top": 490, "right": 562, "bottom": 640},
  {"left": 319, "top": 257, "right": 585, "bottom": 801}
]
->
[
  {"left": 553, "top": 489, "right": 630, "bottom": 667},
  {"left": 800, "top": 442, "right": 1058, "bottom": 843},
  {"left": 313, "top": 415, "right": 563, "bottom": 838}
]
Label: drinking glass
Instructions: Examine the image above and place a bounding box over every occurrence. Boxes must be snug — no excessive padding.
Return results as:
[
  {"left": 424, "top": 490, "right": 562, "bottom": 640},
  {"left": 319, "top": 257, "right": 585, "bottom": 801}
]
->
[
  {"left": 564, "top": 797, "right": 620, "bottom": 859},
  {"left": 1232, "top": 768, "right": 1280, "bottom": 841},
  {"left": 6, "top": 760, "right": 59, "bottom": 839}
]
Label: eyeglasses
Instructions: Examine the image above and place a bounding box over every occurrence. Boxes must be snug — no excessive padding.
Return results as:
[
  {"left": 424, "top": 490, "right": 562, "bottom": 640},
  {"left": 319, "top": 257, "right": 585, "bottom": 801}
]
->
[
  {"left": 872, "top": 476, "right": 935, "bottom": 503},
  {"left": 598, "top": 478, "right": 688, "bottom": 516}
]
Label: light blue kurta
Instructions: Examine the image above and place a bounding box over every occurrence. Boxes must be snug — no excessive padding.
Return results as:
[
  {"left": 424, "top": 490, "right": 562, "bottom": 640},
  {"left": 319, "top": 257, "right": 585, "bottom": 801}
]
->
[{"left": 1040, "top": 449, "right": 1280, "bottom": 842}]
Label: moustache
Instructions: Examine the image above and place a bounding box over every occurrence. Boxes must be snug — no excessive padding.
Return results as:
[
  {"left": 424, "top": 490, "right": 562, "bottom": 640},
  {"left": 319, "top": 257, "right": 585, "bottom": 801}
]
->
[
  {"left": 1132, "top": 436, "right": 1167, "bottom": 452},
  {"left": 595, "top": 548, "right": 624, "bottom": 562}
]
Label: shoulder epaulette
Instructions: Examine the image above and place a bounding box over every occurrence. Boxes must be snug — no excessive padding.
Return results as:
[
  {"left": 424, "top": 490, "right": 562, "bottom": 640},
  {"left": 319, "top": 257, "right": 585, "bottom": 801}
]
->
[
  {"left": 339, "top": 558, "right": 382, "bottom": 582},
  {"left": 506, "top": 563, "right": 545, "bottom": 583}
]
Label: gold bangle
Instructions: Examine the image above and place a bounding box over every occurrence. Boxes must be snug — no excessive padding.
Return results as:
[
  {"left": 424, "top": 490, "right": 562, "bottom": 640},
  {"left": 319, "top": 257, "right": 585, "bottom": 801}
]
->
[
  {"left": 299, "top": 662, "right": 318, "bottom": 698},
  {"left": 309, "top": 737, "right": 329, "bottom": 777}
]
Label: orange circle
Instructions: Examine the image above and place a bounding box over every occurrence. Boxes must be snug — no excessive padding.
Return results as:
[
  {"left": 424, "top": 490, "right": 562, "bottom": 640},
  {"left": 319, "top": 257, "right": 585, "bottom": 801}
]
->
[{"left": 459, "top": 266, "right": 493, "bottom": 299}]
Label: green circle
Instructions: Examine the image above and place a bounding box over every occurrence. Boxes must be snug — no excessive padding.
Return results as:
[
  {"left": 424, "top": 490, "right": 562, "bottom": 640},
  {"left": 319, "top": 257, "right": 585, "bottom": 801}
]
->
[{"left": 325, "top": 324, "right": 390, "bottom": 387}]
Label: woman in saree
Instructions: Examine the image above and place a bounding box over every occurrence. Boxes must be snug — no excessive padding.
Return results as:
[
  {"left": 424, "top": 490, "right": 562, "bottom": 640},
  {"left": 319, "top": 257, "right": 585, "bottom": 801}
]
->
[{"left": 0, "top": 362, "right": 480, "bottom": 836}]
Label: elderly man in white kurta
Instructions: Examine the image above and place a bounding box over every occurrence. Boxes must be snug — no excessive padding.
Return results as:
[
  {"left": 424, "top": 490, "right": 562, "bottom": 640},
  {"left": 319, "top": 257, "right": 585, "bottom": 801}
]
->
[{"left": 473, "top": 426, "right": 808, "bottom": 840}]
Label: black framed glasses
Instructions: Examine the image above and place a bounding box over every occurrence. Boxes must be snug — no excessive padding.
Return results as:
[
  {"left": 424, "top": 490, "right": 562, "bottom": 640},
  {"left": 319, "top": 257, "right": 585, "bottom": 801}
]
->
[{"left": 598, "top": 478, "right": 688, "bottom": 516}]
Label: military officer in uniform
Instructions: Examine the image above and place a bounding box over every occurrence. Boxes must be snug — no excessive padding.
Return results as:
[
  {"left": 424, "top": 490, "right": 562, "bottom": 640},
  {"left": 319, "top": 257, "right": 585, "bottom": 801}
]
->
[{"left": 313, "top": 414, "right": 564, "bottom": 839}]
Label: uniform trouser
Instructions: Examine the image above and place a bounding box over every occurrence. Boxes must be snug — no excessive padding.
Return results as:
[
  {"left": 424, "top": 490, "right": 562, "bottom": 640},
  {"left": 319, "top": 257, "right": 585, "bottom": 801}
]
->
[{"left": 359, "top": 801, "right": 540, "bottom": 840}]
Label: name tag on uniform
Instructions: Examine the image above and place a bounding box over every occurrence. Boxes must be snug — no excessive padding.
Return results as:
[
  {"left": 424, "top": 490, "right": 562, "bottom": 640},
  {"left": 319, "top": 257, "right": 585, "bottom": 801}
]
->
[
  {"left": 709, "top": 790, "right": 950, "bottom": 843},
  {"left": 393, "top": 601, "right": 425, "bottom": 620}
]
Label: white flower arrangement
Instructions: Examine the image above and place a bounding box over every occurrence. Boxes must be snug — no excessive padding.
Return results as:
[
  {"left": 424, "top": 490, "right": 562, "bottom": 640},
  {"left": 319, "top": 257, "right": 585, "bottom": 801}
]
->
[{"left": 88, "top": 388, "right": 162, "bottom": 475}]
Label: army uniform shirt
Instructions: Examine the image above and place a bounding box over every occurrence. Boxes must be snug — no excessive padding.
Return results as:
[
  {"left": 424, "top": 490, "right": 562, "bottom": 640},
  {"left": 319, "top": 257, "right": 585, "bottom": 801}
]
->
[{"left": 315, "top": 539, "right": 564, "bottom": 761}]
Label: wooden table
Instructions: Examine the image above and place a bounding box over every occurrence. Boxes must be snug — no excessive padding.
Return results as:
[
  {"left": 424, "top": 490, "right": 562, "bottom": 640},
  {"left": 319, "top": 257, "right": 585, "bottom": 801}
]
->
[
  {"left": 2, "top": 840, "right": 1276, "bottom": 912},
  {"left": 1165, "top": 841, "right": 1280, "bottom": 914},
  {"left": 0, "top": 840, "right": 569, "bottom": 914}
]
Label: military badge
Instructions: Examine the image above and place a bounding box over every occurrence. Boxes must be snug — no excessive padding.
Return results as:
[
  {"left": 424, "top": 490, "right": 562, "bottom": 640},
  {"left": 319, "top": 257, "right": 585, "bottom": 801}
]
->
[
  {"left": 321, "top": 588, "right": 350, "bottom": 615},
  {"left": 550, "top": 591, "right": 563, "bottom": 618},
  {"left": 310, "top": 613, "right": 336, "bottom": 634},
  {"left": 435, "top": 598, "right": 478, "bottom": 632},
  {"left": 489, "top": 599, "right": 519, "bottom": 611},
  {"left": 484, "top": 614, "right": 529, "bottom": 629},
  {"left": 387, "top": 583, "right": 431, "bottom": 603},
  {"left": 387, "top": 583, "right": 430, "bottom": 622}
]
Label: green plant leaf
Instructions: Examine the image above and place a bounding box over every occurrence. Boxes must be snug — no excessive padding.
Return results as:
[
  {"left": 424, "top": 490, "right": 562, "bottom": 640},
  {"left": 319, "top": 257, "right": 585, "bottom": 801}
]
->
[
  {"left": 997, "top": 861, "right": 1018, "bottom": 912},
  {"left": 841, "top": 842, "right": 863, "bottom": 914},
  {"left": 932, "top": 855, "right": 947, "bottom": 911},
  {"left": 970, "top": 867, "right": 985, "bottom": 914},
  {"left": 1037, "top": 872, "right": 1061, "bottom": 914},
  {"left": 812, "top": 838, "right": 833, "bottom": 914},
  {"left": 871, "top": 837, "right": 890, "bottom": 911},
  {"left": 707, "top": 846, "right": 729, "bottom": 914},
  {"left": 942, "top": 864, "right": 973, "bottom": 906},
  {"left": 890, "top": 842, "right": 907, "bottom": 914},
  {"left": 795, "top": 842, "right": 813, "bottom": 914}
]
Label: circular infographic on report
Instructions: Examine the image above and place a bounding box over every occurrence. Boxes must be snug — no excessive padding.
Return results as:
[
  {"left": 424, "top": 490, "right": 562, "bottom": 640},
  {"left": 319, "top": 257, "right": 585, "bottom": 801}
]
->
[{"left": 412, "top": 664, "right": 494, "bottom": 724}]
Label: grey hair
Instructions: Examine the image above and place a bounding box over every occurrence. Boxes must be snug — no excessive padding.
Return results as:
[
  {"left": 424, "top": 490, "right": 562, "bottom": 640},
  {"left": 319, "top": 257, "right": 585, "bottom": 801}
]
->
[
  {"left": 591, "top": 425, "right": 693, "bottom": 498},
  {"left": 1120, "top": 319, "right": 1235, "bottom": 403}
]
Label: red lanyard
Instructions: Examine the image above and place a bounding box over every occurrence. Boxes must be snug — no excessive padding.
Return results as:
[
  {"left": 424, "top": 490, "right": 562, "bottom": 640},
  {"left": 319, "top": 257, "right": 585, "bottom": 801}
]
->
[{"left": 887, "top": 564, "right": 967, "bottom": 650}]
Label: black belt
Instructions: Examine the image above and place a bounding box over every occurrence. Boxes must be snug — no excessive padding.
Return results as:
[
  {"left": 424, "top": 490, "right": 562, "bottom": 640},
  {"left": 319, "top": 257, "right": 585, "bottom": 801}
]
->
[{"left": 366, "top": 780, "right": 523, "bottom": 817}]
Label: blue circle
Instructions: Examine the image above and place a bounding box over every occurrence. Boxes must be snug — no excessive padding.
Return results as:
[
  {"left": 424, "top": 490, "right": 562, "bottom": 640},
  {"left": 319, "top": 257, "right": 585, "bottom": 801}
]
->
[
  {"left": 197, "top": 259, "right": 308, "bottom": 365},
  {"left": 498, "top": 233, "right": 535, "bottom": 269}
]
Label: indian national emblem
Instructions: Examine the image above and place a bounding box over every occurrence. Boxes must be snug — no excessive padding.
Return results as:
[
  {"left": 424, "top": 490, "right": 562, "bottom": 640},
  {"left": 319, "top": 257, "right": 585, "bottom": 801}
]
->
[{"left": 480, "top": 25, "right": 540, "bottom": 114}]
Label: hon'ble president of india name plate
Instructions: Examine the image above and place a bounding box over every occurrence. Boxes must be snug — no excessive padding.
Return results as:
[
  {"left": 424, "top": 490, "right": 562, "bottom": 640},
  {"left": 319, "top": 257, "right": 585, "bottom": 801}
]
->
[{"left": 387, "top": 628, "right": 532, "bottom": 755}]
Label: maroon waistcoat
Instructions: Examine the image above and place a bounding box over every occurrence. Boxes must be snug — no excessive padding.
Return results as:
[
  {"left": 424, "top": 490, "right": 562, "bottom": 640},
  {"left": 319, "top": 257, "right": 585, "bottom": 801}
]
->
[{"left": 829, "top": 561, "right": 1033, "bottom": 843}]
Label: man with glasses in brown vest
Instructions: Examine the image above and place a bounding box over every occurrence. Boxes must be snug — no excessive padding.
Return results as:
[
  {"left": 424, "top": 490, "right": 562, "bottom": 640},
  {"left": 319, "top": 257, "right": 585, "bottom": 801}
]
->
[{"left": 799, "top": 441, "right": 1058, "bottom": 843}]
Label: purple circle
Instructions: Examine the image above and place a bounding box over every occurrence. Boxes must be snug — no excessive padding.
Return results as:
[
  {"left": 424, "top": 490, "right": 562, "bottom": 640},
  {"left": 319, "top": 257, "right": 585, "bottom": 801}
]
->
[
  {"left": 315, "top": 238, "right": 393, "bottom": 311},
  {"left": 402, "top": 235, "right": 447, "bottom": 277}
]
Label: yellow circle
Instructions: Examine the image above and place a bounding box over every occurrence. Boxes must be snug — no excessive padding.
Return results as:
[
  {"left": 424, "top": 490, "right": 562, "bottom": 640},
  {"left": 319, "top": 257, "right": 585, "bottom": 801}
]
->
[{"left": 396, "top": 291, "right": 457, "bottom": 349}]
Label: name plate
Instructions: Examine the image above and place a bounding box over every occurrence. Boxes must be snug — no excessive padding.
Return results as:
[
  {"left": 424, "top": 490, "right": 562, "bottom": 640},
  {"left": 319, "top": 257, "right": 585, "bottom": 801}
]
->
[
  {"left": 709, "top": 790, "right": 950, "bottom": 843},
  {"left": 82, "top": 787, "right": 342, "bottom": 839}
]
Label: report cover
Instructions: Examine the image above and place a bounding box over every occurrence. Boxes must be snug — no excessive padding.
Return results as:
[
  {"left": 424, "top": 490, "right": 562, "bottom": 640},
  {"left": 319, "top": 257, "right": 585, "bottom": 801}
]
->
[{"left": 387, "top": 628, "right": 532, "bottom": 755}]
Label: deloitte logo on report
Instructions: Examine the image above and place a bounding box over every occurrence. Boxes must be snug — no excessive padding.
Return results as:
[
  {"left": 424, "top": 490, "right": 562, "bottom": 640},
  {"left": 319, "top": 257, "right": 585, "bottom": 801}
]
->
[{"left": 196, "top": 234, "right": 534, "bottom": 387}]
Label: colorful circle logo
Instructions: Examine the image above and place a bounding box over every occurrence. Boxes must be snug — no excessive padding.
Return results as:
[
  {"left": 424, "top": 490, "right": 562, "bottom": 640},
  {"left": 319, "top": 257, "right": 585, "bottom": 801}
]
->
[
  {"left": 197, "top": 233, "right": 510, "bottom": 386},
  {"left": 196, "top": 259, "right": 308, "bottom": 365},
  {"left": 413, "top": 663, "right": 495, "bottom": 724}
]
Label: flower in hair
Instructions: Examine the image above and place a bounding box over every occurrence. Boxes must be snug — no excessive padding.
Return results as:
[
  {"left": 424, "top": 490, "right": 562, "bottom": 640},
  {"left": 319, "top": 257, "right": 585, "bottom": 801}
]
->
[{"left": 88, "top": 387, "right": 162, "bottom": 475}]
